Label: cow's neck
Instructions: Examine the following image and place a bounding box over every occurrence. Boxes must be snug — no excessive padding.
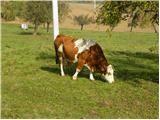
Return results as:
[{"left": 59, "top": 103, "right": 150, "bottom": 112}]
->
[{"left": 98, "top": 56, "right": 109, "bottom": 74}]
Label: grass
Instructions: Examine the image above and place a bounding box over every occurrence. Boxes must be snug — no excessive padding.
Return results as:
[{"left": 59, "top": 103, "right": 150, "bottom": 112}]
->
[{"left": 1, "top": 23, "right": 159, "bottom": 118}]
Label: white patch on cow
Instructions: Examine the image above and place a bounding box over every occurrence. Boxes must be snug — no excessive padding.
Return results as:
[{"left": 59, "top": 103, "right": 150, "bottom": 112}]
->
[
  {"left": 73, "top": 54, "right": 78, "bottom": 63},
  {"left": 104, "top": 64, "right": 114, "bottom": 83},
  {"left": 58, "top": 44, "right": 63, "bottom": 53},
  {"left": 74, "top": 38, "right": 96, "bottom": 61}
]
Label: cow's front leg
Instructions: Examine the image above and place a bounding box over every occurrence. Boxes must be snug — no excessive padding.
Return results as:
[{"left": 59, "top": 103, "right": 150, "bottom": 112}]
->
[
  {"left": 59, "top": 57, "right": 65, "bottom": 76},
  {"left": 72, "top": 59, "right": 85, "bottom": 80},
  {"left": 85, "top": 64, "right": 95, "bottom": 81},
  {"left": 89, "top": 72, "right": 95, "bottom": 81},
  {"left": 72, "top": 69, "right": 80, "bottom": 80}
]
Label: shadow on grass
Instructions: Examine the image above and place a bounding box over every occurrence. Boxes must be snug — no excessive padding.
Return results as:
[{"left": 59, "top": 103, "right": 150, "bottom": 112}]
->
[
  {"left": 111, "top": 51, "right": 158, "bottom": 63},
  {"left": 18, "top": 31, "right": 33, "bottom": 35},
  {"left": 38, "top": 49, "right": 158, "bottom": 84},
  {"left": 41, "top": 66, "right": 60, "bottom": 75},
  {"left": 18, "top": 31, "right": 44, "bottom": 35},
  {"left": 37, "top": 51, "right": 106, "bottom": 82},
  {"left": 109, "top": 51, "right": 159, "bottom": 84},
  {"left": 40, "top": 64, "right": 106, "bottom": 82}
]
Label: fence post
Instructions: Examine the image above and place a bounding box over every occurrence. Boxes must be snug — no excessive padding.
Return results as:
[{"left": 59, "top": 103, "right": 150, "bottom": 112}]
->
[{"left": 52, "top": 0, "right": 59, "bottom": 40}]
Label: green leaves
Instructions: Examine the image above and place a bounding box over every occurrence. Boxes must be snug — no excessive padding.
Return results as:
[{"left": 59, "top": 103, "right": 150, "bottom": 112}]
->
[
  {"left": 58, "top": 1, "right": 70, "bottom": 22},
  {"left": 96, "top": 1, "right": 159, "bottom": 32},
  {"left": 24, "top": 2, "right": 47, "bottom": 25},
  {"left": 74, "top": 15, "right": 93, "bottom": 30},
  {"left": 1, "top": 1, "right": 16, "bottom": 21}
]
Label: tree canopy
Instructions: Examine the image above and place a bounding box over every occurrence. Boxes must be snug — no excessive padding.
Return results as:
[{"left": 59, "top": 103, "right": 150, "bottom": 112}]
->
[
  {"left": 74, "top": 15, "right": 93, "bottom": 30},
  {"left": 58, "top": 1, "right": 70, "bottom": 22},
  {"left": 1, "top": 1, "right": 16, "bottom": 21},
  {"left": 96, "top": 1, "right": 159, "bottom": 32},
  {"left": 1, "top": 1, "right": 71, "bottom": 35}
]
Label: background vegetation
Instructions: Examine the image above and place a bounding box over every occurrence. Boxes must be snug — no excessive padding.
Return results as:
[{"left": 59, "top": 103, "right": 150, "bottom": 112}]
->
[{"left": 96, "top": 1, "right": 159, "bottom": 32}]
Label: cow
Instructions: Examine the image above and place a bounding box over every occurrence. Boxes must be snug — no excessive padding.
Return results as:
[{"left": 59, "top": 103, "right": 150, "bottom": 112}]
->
[{"left": 54, "top": 34, "right": 114, "bottom": 83}]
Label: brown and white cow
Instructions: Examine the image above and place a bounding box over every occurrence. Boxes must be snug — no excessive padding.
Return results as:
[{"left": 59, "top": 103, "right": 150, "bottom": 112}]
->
[{"left": 54, "top": 34, "right": 114, "bottom": 83}]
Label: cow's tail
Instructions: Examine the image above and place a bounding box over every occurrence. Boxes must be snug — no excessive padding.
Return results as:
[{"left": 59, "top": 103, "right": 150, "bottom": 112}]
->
[{"left": 54, "top": 38, "right": 60, "bottom": 64}]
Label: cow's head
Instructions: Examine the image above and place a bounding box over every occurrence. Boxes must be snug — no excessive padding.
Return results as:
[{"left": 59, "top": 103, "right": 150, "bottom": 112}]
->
[{"left": 103, "top": 64, "right": 114, "bottom": 83}]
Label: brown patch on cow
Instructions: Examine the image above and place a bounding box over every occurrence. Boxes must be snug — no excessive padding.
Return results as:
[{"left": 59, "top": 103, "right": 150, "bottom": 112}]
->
[
  {"left": 73, "top": 47, "right": 78, "bottom": 54},
  {"left": 54, "top": 34, "right": 78, "bottom": 63},
  {"left": 86, "top": 44, "right": 109, "bottom": 73}
]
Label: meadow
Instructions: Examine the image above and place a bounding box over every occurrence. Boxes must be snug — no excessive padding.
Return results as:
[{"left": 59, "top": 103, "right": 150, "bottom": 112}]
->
[{"left": 1, "top": 23, "right": 159, "bottom": 118}]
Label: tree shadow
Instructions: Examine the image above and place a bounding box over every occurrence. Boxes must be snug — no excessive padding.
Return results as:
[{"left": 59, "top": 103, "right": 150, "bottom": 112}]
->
[
  {"left": 18, "top": 31, "right": 33, "bottom": 35},
  {"left": 38, "top": 50, "right": 158, "bottom": 84},
  {"left": 40, "top": 64, "right": 106, "bottom": 82},
  {"left": 41, "top": 66, "right": 60, "bottom": 75},
  {"left": 37, "top": 49, "right": 106, "bottom": 82},
  {"left": 111, "top": 51, "right": 158, "bottom": 63},
  {"left": 18, "top": 31, "right": 43, "bottom": 35},
  {"left": 109, "top": 50, "right": 159, "bottom": 84}
]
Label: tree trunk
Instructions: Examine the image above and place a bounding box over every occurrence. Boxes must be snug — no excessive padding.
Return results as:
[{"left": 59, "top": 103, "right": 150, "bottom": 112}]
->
[
  {"left": 130, "top": 25, "right": 133, "bottom": 32},
  {"left": 110, "top": 26, "right": 114, "bottom": 31},
  {"left": 43, "top": 23, "right": 45, "bottom": 29},
  {"left": 80, "top": 24, "right": 83, "bottom": 30},
  {"left": 47, "top": 22, "right": 50, "bottom": 33},
  {"left": 34, "top": 22, "right": 38, "bottom": 35},
  {"left": 152, "top": 22, "right": 158, "bottom": 33}
]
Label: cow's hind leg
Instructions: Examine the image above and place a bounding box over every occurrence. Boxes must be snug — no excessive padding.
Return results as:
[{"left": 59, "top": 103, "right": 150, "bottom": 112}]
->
[
  {"left": 57, "top": 44, "right": 65, "bottom": 76},
  {"left": 72, "top": 59, "right": 85, "bottom": 80},
  {"left": 59, "top": 57, "right": 65, "bottom": 76}
]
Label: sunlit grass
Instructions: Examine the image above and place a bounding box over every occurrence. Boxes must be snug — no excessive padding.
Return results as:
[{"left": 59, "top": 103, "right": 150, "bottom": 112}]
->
[{"left": 1, "top": 23, "right": 159, "bottom": 118}]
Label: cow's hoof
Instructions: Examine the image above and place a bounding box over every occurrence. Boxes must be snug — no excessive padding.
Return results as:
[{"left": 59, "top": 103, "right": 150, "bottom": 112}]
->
[
  {"left": 61, "top": 74, "right": 65, "bottom": 76},
  {"left": 72, "top": 76, "right": 77, "bottom": 80},
  {"left": 108, "top": 80, "right": 114, "bottom": 84},
  {"left": 90, "top": 79, "right": 95, "bottom": 81}
]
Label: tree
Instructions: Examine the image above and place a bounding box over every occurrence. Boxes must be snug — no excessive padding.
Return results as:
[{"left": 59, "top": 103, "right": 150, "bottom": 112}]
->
[
  {"left": 24, "top": 1, "right": 47, "bottom": 35},
  {"left": 127, "top": 1, "right": 159, "bottom": 32},
  {"left": 41, "top": 1, "right": 70, "bottom": 33},
  {"left": 58, "top": 1, "right": 70, "bottom": 23},
  {"left": 74, "top": 15, "right": 93, "bottom": 30},
  {"left": 139, "top": 1, "right": 159, "bottom": 33},
  {"left": 1, "top": 1, "right": 16, "bottom": 21},
  {"left": 11, "top": 1, "right": 26, "bottom": 19},
  {"left": 96, "top": 1, "right": 159, "bottom": 32},
  {"left": 126, "top": 2, "right": 140, "bottom": 32},
  {"left": 96, "top": 1, "right": 130, "bottom": 31},
  {"left": 43, "top": 1, "right": 52, "bottom": 33}
]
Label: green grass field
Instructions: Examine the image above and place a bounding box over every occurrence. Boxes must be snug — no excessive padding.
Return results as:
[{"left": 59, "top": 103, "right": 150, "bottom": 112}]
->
[{"left": 1, "top": 23, "right": 159, "bottom": 118}]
